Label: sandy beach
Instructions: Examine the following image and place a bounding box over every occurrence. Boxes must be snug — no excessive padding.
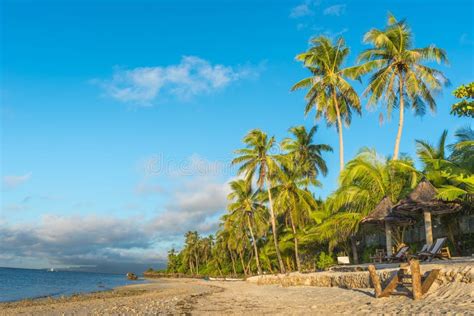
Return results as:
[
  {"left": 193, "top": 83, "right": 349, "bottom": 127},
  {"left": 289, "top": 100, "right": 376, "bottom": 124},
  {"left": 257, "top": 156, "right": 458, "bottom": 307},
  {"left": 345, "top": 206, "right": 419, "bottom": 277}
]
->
[{"left": 1, "top": 276, "right": 473, "bottom": 315}]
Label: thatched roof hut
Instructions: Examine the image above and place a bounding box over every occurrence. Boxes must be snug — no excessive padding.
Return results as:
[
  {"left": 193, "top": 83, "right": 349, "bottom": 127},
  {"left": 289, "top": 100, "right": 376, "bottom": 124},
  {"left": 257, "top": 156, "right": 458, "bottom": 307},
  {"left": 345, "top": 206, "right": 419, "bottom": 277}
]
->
[
  {"left": 393, "top": 179, "right": 462, "bottom": 216},
  {"left": 392, "top": 179, "right": 462, "bottom": 245},
  {"left": 361, "top": 197, "right": 415, "bottom": 256},
  {"left": 362, "top": 197, "right": 415, "bottom": 225}
]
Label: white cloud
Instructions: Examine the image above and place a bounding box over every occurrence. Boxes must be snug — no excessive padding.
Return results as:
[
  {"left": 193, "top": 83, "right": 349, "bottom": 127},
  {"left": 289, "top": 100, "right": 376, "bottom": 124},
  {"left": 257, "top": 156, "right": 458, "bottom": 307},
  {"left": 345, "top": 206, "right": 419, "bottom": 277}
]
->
[
  {"left": 0, "top": 154, "right": 234, "bottom": 272},
  {"left": 96, "top": 56, "right": 258, "bottom": 105},
  {"left": 0, "top": 214, "right": 161, "bottom": 271},
  {"left": 2, "top": 172, "right": 32, "bottom": 190},
  {"left": 290, "top": 0, "right": 322, "bottom": 18},
  {"left": 149, "top": 177, "right": 231, "bottom": 235},
  {"left": 323, "top": 4, "right": 346, "bottom": 16},
  {"left": 290, "top": 3, "right": 313, "bottom": 18}
]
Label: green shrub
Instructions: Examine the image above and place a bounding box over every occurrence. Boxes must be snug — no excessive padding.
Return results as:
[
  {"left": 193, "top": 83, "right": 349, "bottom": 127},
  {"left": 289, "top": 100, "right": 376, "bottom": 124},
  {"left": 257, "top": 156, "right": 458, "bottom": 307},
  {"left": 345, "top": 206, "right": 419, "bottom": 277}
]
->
[
  {"left": 361, "top": 245, "right": 381, "bottom": 263},
  {"left": 316, "top": 251, "right": 335, "bottom": 270}
]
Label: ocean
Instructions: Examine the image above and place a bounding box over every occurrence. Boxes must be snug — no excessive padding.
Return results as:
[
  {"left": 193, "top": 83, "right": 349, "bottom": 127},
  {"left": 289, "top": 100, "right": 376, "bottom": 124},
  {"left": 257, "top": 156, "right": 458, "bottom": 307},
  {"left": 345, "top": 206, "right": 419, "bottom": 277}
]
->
[{"left": 0, "top": 267, "right": 146, "bottom": 302}]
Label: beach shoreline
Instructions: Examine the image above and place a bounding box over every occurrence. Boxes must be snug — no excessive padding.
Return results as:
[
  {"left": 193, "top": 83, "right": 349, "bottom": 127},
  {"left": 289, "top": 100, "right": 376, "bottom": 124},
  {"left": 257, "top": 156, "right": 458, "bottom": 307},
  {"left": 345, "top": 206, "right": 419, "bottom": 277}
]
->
[{"left": 1, "top": 272, "right": 473, "bottom": 315}]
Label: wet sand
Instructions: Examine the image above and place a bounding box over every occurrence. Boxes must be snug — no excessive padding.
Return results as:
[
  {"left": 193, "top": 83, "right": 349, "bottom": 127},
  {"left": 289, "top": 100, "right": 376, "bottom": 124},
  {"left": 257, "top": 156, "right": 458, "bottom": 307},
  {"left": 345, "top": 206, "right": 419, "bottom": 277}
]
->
[{"left": 1, "top": 278, "right": 473, "bottom": 315}]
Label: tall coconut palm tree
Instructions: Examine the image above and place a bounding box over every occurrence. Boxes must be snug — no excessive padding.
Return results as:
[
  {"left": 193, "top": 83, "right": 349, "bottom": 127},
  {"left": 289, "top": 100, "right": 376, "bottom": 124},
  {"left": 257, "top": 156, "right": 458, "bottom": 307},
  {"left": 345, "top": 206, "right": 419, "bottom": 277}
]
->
[
  {"left": 273, "top": 165, "right": 318, "bottom": 271},
  {"left": 227, "top": 179, "right": 266, "bottom": 275},
  {"left": 292, "top": 36, "right": 361, "bottom": 172},
  {"left": 281, "top": 125, "right": 333, "bottom": 184},
  {"left": 350, "top": 14, "right": 448, "bottom": 160},
  {"left": 232, "top": 129, "right": 286, "bottom": 273}
]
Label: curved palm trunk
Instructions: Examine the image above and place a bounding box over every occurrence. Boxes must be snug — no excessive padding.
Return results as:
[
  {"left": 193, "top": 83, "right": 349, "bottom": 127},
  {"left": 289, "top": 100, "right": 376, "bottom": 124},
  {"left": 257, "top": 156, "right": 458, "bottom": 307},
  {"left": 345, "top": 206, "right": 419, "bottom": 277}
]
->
[
  {"left": 350, "top": 235, "right": 359, "bottom": 264},
  {"left": 247, "top": 215, "right": 262, "bottom": 275},
  {"left": 333, "top": 90, "right": 344, "bottom": 172},
  {"left": 229, "top": 248, "right": 237, "bottom": 276},
  {"left": 239, "top": 250, "right": 247, "bottom": 276},
  {"left": 189, "top": 261, "right": 194, "bottom": 274},
  {"left": 194, "top": 253, "right": 199, "bottom": 275},
  {"left": 393, "top": 75, "right": 404, "bottom": 160},
  {"left": 266, "top": 176, "right": 286, "bottom": 274},
  {"left": 289, "top": 213, "right": 301, "bottom": 272}
]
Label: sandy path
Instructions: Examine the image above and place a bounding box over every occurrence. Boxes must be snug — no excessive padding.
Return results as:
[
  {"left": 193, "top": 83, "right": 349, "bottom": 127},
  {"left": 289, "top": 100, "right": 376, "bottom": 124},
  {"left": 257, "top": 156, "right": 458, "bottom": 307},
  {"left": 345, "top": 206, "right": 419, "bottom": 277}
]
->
[
  {"left": 191, "top": 280, "right": 474, "bottom": 315},
  {"left": 2, "top": 278, "right": 473, "bottom": 315}
]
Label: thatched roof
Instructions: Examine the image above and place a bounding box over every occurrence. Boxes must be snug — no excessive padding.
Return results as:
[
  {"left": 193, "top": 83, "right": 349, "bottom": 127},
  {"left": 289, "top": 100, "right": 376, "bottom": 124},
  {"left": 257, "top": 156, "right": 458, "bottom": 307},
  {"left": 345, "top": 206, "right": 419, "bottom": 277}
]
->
[
  {"left": 361, "top": 196, "right": 415, "bottom": 225},
  {"left": 393, "top": 179, "right": 462, "bottom": 215}
]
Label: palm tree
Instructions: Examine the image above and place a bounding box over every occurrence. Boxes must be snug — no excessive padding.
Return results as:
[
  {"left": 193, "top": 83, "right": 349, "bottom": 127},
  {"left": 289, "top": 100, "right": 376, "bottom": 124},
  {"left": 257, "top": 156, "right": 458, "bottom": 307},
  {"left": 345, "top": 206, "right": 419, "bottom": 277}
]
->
[
  {"left": 217, "top": 220, "right": 238, "bottom": 275},
  {"left": 227, "top": 179, "right": 266, "bottom": 275},
  {"left": 449, "top": 126, "right": 474, "bottom": 172},
  {"left": 308, "top": 149, "right": 419, "bottom": 263},
  {"left": 350, "top": 13, "right": 448, "bottom": 160},
  {"left": 416, "top": 130, "right": 450, "bottom": 186},
  {"left": 273, "top": 165, "right": 318, "bottom": 271},
  {"left": 232, "top": 129, "right": 286, "bottom": 273},
  {"left": 292, "top": 36, "right": 361, "bottom": 172},
  {"left": 416, "top": 130, "right": 473, "bottom": 255},
  {"left": 415, "top": 129, "right": 473, "bottom": 202},
  {"left": 183, "top": 231, "right": 199, "bottom": 274},
  {"left": 281, "top": 125, "right": 333, "bottom": 184}
]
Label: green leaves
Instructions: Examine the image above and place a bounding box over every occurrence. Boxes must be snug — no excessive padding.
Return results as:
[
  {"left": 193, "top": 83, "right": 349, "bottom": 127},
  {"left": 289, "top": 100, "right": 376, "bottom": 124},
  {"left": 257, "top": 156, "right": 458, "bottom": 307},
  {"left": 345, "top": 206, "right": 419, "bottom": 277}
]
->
[
  {"left": 292, "top": 35, "right": 361, "bottom": 126},
  {"left": 356, "top": 14, "right": 448, "bottom": 123},
  {"left": 451, "top": 82, "right": 474, "bottom": 118}
]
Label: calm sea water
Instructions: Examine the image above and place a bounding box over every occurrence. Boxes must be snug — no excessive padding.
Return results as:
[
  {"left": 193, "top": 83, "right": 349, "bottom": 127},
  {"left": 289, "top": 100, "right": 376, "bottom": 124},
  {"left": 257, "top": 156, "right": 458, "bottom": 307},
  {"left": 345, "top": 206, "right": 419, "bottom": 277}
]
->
[{"left": 0, "top": 267, "right": 146, "bottom": 302}]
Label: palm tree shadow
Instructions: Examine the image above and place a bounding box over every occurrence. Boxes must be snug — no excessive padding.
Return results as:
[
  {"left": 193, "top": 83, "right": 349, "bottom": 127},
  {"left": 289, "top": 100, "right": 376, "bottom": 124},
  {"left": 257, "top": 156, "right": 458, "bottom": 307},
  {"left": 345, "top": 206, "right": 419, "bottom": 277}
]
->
[{"left": 350, "top": 288, "right": 375, "bottom": 298}]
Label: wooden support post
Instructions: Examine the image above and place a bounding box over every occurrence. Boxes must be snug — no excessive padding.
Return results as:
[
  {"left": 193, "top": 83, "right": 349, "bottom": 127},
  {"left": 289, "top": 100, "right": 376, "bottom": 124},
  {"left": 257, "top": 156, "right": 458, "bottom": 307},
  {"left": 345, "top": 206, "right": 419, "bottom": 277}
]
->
[
  {"left": 385, "top": 221, "right": 393, "bottom": 257},
  {"left": 368, "top": 265, "right": 382, "bottom": 298},
  {"left": 410, "top": 260, "right": 423, "bottom": 300},
  {"left": 422, "top": 269, "right": 440, "bottom": 294},
  {"left": 423, "top": 210, "right": 433, "bottom": 246},
  {"left": 379, "top": 272, "right": 400, "bottom": 298}
]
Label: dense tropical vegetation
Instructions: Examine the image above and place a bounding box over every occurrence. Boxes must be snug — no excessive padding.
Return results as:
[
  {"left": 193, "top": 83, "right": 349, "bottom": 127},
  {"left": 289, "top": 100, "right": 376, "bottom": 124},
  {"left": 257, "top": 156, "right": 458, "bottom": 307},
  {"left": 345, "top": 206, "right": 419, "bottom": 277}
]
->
[{"left": 161, "top": 14, "right": 473, "bottom": 277}]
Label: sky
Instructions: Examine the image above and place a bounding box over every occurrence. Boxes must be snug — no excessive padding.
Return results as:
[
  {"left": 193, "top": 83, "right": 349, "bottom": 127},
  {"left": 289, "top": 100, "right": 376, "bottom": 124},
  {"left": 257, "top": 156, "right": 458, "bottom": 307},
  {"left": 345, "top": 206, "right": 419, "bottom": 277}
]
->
[{"left": 1, "top": 0, "right": 473, "bottom": 273}]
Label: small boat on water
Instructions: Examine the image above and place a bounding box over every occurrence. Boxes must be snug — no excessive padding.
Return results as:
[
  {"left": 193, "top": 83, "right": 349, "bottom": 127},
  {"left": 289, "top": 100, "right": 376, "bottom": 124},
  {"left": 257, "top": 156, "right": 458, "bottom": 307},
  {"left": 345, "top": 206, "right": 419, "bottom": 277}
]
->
[{"left": 49, "top": 268, "right": 55, "bottom": 272}]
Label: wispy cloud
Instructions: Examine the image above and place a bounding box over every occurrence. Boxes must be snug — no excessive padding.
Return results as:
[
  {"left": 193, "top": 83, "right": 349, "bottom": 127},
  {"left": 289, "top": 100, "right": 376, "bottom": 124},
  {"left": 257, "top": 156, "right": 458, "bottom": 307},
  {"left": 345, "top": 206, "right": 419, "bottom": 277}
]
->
[
  {"left": 460, "top": 33, "right": 473, "bottom": 46},
  {"left": 94, "top": 56, "right": 259, "bottom": 105},
  {"left": 320, "top": 27, "right": 349, "bottom": 38},
  {"left": 290, "top": 0, "right": 321, "bottom": 18},
  {"left": 323, "top": 4, "right": 346, "bottom": 16},
  {"left": 2, "top": 172, "right": 32, "bottom": 190},
  {"left": 290, "top": 4, "right": 313, "bottom": 18}
]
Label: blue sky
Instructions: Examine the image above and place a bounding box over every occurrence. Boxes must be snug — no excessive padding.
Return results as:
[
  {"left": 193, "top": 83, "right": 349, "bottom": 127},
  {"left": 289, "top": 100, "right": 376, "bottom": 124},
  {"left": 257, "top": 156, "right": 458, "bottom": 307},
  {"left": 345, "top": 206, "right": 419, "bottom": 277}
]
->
[{"left": 1, "top": 0, "right": 472, "bottom": 272}]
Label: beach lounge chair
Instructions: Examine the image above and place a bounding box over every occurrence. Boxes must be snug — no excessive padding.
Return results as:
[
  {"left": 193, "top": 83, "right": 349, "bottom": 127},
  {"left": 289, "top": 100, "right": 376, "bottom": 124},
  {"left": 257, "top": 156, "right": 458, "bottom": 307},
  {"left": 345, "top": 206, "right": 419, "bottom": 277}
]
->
[
  {"left": 418, "top": 243, "right": 430, "bottom": 253},
  {"left": 385, "top": 246, "right": 409, "bottom": 263},
  {"left": 407, "top": 243, "right": 430, "bottom": 260},
  {"left": 413, "top": 237, "right": 449, "bottom": 262}
]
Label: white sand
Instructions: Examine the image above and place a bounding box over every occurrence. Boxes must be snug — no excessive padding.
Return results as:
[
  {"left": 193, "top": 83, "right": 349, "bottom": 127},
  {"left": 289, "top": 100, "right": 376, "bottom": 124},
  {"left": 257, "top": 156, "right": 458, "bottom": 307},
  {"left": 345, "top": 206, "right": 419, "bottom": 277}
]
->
[{"left": 1, "top": 277, "right": 473, "bottom": 315}]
